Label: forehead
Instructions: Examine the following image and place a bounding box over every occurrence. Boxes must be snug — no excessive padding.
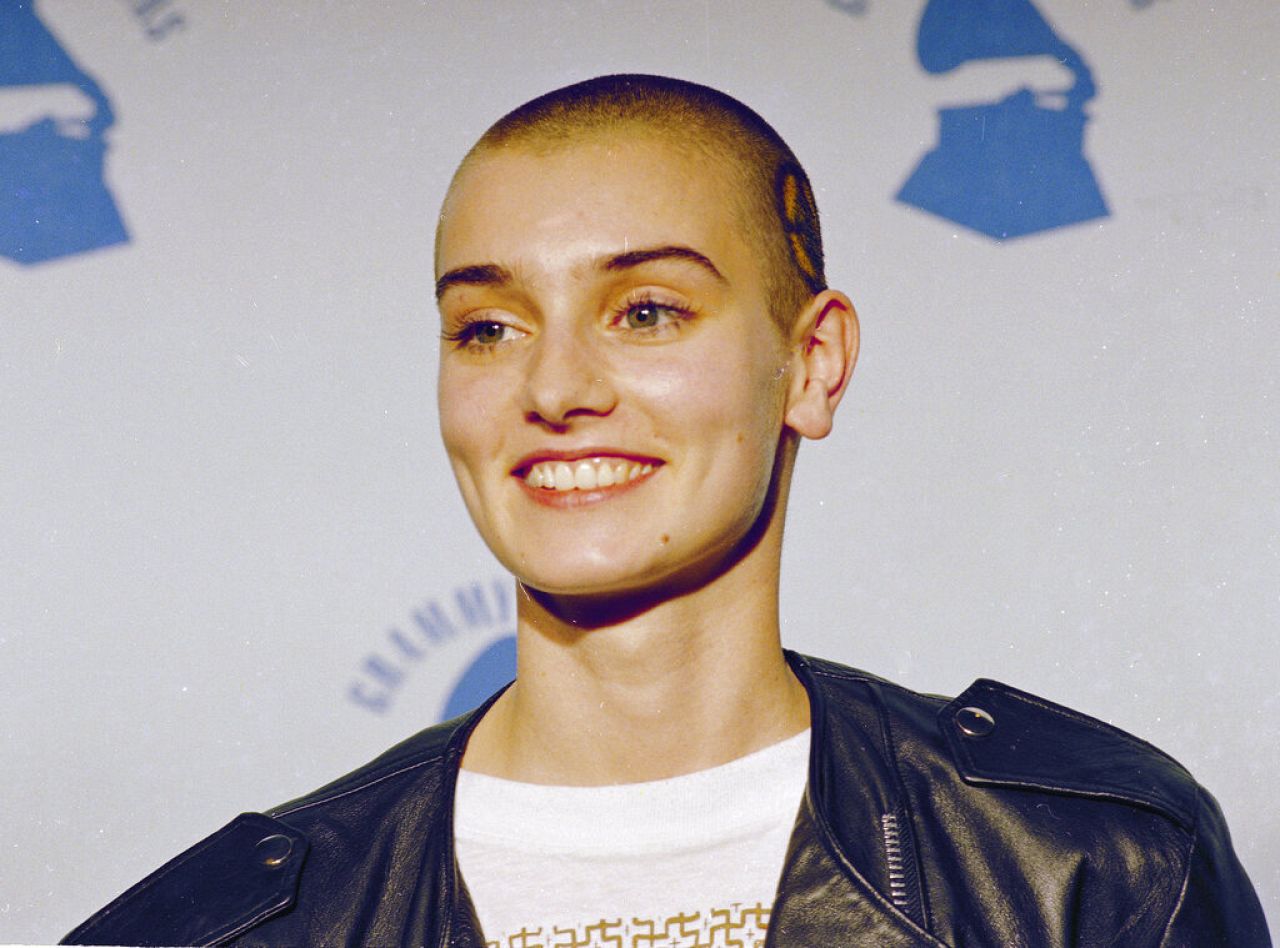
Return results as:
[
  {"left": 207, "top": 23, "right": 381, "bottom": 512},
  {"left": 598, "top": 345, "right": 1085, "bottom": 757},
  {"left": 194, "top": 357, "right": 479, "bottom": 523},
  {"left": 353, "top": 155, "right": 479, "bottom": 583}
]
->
[{"left": 436, "top": 131, "right": 755, "bottom": 281}]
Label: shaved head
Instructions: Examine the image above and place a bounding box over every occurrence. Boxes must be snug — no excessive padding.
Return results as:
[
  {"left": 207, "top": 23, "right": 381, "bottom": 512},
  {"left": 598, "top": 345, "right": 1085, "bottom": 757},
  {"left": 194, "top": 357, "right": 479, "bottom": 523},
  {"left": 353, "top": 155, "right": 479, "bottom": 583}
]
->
[{"left": 446, "top": 73, "right": 826, "bottom": 330}]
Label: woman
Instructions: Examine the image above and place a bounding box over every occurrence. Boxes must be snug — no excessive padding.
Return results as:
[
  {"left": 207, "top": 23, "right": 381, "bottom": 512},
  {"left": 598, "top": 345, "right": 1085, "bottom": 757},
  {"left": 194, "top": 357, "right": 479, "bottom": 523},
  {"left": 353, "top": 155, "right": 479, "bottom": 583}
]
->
[{"left": 65, "top": 74, "right": 1269, "bottom": 948}]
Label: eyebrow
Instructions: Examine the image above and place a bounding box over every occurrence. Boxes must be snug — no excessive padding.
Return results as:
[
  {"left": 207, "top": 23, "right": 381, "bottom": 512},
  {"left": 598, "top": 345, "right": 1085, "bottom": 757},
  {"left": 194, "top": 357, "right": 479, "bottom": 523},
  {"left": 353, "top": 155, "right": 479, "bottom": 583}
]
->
[
  {"left": 435, "top": 263, "right": 513, "bottom": 300},
  {"left": 603, "top": 245, "right": 726, "bottom": 283},
  {"left": 434, "top": 244, "right": 726, "bottom": 301}
]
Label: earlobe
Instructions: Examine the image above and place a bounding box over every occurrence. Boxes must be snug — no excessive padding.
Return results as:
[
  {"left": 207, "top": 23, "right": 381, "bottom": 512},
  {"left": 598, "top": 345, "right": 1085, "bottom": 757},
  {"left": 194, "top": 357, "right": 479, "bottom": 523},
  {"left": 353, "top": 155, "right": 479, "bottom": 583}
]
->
[{"left": 783, "top": 290, "right": 859, "bottom": 441}]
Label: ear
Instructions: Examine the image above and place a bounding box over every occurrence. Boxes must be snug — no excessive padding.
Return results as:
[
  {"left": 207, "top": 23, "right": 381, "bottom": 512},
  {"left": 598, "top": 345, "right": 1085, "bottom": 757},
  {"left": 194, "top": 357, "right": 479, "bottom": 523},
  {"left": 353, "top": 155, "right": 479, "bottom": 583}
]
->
[{"left": 783, "top": 290, "right": 859, "bottom": 440}]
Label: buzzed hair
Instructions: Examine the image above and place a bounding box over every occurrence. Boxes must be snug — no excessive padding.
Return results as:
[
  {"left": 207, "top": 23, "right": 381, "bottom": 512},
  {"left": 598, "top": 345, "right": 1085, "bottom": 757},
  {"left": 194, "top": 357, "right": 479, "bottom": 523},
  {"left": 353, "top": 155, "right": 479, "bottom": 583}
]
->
[{"left": 464, "top": 74, "right": 826, "bottom": 330}]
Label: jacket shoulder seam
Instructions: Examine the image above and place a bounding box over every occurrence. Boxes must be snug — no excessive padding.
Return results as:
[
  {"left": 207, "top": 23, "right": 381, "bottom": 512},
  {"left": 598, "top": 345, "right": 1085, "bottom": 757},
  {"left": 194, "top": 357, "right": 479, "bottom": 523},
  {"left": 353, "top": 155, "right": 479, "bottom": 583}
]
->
[
  {"left": 270, "top": 750, "right": 450, "bottom": 818},
  {"left": 267, "top": 700, "right": 496, "bottom": 817},
  {"left": 801, "top": 660, "right": 950, "bottom": 708},
  {"left": 1156, "top": 782, "right": 1203, "bottom": 947}
]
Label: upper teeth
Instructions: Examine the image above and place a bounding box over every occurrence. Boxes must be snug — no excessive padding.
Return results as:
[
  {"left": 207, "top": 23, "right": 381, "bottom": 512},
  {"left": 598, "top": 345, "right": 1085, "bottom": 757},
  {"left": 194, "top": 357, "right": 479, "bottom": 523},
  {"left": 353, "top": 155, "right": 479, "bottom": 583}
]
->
[{"left": 524, "top": 458, "right": 654, "bottom": 491}]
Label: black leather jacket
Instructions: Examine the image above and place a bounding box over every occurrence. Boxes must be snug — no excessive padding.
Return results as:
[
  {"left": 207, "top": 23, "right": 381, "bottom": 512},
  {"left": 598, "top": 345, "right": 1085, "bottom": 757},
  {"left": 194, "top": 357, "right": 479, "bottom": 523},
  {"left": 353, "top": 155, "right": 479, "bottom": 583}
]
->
[{"left": 64, "top": 653, "right": 1270, "bottom": 946}]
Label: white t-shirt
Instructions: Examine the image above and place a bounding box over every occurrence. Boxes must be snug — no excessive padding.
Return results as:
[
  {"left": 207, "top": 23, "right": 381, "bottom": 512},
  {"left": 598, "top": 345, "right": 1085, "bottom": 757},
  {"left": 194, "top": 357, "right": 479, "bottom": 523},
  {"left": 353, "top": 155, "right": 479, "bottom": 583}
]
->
[{"left": 454, "top": 729, "right": 810, "bottom": 948}]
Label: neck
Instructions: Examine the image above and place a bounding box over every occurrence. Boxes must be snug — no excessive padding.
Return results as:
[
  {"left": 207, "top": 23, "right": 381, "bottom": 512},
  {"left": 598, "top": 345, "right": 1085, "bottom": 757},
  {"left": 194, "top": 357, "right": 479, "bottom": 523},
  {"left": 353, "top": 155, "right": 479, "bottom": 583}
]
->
[{"left": 461, "top": 531, "right": 809, "bottom": 785}]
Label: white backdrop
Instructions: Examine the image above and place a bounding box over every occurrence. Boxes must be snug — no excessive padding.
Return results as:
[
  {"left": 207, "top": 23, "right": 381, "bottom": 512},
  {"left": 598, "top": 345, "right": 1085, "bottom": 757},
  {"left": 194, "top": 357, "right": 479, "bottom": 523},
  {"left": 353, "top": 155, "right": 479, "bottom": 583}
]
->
[{"left": 2, "top": 1, "right": 1275, "bottom": 941}]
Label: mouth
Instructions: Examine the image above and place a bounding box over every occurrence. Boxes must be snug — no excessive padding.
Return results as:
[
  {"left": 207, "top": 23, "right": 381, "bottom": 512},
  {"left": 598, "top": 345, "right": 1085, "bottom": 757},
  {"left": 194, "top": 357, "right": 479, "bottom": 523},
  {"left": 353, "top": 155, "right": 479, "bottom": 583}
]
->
[{"left": 515, "top": 455, "right": 661, "bottom": 493}]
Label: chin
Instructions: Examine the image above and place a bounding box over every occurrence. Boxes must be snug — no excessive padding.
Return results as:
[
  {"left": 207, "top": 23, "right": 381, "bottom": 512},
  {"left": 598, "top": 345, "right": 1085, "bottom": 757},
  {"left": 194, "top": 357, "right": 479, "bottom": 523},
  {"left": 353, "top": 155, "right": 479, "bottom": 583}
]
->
[
  {"left": 512, "top": 558, "right": 655, "bottom": 600},
  {"left": 511, "top": 533, "right": 753, "bottom": 614}
]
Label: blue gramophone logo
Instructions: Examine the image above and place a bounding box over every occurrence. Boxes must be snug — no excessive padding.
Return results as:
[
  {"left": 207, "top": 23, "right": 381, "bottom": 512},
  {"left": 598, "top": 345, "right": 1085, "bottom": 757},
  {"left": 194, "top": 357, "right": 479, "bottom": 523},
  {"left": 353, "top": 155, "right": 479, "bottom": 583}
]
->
[
  {"left": 897, "top": 0, "right": 1109, "bottom": 239},
  {"left": 1, "top": 1, "right": 129, "bottom": 265},
  {"left": 441, "top": 635, "right": 517, "bottom": 721}
]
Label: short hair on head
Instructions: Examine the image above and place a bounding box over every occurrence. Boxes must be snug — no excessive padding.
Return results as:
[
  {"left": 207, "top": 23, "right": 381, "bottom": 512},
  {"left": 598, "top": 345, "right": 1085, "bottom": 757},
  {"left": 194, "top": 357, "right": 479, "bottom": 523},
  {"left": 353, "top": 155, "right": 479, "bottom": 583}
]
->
[{"left": 467, "top": 73, "right": 826, "bottom": 330}]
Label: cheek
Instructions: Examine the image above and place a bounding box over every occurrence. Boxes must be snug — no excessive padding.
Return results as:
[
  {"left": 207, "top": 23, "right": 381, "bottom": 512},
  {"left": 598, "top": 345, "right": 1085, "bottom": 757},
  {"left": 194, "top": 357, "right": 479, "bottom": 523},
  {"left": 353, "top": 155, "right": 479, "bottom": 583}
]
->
[
  {"left": 626, "top": 347, "right": 787, "bottom": 468},
  {"left": 437, "top": 368, "right": 497, "bottom": 466},
  {"left": 634, "top": 366, "right": 716, "bottom": 413},
  {"left": 622, "top": 330, "right": 784, "bottom": 415}
]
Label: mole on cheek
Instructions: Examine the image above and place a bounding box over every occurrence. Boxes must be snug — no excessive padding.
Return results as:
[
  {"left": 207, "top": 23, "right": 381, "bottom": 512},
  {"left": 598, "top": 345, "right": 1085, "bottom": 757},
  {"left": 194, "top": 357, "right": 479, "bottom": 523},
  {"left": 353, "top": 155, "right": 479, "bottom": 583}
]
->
[{"left": 659, "top": 534, "right": 670, "bottom": 545}]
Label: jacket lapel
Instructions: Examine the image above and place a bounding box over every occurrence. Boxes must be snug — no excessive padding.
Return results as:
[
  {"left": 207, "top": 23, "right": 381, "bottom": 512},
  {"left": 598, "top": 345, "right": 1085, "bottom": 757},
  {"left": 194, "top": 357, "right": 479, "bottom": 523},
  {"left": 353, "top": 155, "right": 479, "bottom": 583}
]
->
[
  {"left": 768, "top": 797, "right": 943, "bottom": 947},
  {"left": 778, "top": 654, "right": 945, "bottom": 946}
]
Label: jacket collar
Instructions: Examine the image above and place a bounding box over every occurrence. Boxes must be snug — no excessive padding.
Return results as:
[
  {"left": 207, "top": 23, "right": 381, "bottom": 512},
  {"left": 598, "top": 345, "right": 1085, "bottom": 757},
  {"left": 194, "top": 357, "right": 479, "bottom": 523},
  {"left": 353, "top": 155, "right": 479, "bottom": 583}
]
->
[{"left": 442, "top": 653, "right": 943, "bottom": 945}]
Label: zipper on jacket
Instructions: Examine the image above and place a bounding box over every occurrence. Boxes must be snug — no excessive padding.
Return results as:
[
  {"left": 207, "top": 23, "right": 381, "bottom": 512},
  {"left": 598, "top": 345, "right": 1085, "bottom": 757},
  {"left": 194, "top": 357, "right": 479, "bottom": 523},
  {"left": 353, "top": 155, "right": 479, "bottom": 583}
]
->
[
  {"left": 878, "top": 808, "right": 929, "bottom": 929},
  {"left": 880, "top": 812, "right": 911, "bottom": 912}
]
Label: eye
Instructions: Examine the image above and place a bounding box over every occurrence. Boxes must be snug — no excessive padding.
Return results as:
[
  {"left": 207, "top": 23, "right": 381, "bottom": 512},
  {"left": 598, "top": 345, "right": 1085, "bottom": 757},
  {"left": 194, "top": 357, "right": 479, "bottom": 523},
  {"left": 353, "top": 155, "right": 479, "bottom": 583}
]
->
[
  {"left": 624, "top": 302, "right": 668, "bottom": 329},
  {"left": 469, "top": 321, "right": 509, "bottom": 345},
  {"left": 613, "top": 297, "right": 694, "bottom": 333},
  {"left": 443, "top": 319, "right": 521, "bottom": 350}
]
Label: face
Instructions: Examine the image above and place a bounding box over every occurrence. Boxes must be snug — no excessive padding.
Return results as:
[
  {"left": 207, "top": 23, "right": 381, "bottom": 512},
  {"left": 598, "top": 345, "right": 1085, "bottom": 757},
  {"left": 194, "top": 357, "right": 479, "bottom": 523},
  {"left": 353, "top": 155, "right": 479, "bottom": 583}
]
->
[{"left": 435, "top": 132, "right": 799, "bottom": 599}]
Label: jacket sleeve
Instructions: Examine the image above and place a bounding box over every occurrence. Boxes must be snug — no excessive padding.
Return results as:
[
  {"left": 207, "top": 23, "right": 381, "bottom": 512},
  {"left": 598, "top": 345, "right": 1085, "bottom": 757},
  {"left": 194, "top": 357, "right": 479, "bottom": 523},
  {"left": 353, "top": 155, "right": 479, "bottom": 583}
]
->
[{"left": 1158, "top": 787, "right": 1271, "bottom": 947}]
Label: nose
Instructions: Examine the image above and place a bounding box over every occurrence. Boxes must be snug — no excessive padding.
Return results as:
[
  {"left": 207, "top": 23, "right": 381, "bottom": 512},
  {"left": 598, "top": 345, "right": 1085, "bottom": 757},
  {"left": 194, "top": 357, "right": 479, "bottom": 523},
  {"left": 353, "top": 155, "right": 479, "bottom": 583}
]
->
[{"left": 521, "top": 326, "right": 616, "bottom": 428}]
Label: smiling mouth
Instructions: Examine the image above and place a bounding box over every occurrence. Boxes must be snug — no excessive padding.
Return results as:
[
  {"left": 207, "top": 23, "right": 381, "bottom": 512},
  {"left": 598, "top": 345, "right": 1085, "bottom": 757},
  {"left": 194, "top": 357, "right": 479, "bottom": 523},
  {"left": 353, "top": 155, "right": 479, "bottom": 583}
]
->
[{"left": 521, "top": 457, "right": 657, "bottom": 492}]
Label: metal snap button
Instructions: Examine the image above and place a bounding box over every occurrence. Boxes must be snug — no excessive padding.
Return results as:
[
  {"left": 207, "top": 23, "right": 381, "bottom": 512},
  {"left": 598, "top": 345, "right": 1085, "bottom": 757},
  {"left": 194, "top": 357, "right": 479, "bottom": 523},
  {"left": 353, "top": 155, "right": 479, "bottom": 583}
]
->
[
  {"left": 255, "top": 833, "right": 294, "bottom": 867},
  {"left": 956, "top": 706, "right": 996, "bottom": 738}
]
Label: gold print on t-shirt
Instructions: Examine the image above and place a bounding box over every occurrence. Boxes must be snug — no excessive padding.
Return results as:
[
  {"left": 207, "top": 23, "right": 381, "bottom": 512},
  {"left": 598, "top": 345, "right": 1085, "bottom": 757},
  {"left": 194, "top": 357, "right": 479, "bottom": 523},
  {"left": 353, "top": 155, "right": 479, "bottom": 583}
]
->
[
  {"left": 486, "top": 902, "right": 771, "bottom": 948},
  {"left": 708, "top": 903, "right": 768, "bottom": 948},
  {"left": 628, "top": 917, "right": 659, "bottom": 946},
  {"left": 580, "top": 919, "right": 624, "bottom": 948},
  {"left": 506, "top": 926, "right": 546, "bottom": 948}
]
